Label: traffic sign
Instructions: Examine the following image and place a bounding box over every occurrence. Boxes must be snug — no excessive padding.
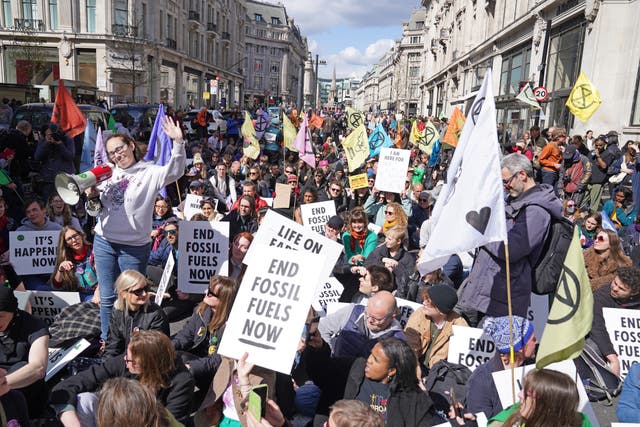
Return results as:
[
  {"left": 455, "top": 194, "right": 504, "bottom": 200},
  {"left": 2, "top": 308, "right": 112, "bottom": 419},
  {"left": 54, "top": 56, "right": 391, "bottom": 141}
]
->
[{"left": 533, "top": 86, "right": 549, "bottom": 102}]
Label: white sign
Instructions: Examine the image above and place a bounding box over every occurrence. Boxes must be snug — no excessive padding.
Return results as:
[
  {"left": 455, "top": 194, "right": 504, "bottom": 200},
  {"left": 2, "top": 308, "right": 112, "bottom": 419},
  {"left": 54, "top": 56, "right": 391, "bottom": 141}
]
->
[
  {"left": 492, "top": 360, "right": 599, "bottom": 427},
  {"left": 312, "top": 277, "right": 344, "bottom": 312},
  {"left": 603, "top": 307, "right": 640, "bottom": 379},
  {"left": 300, "top": 201, "right": 337, "bottom": 235},
  {"left": 395, "top": 297, "right": 422, "bottom": 328},
  {"left": 155, "top": 251, "right": 175, "bottom": 306},
  {"left": 374, "top": 147, "right": 411, "bottom": 193},
  {"left": 447, "top": 325, "right": 495, "bottom": 371},
  {"left": 218, "top": 247, "right": 324, "bottom": 374},
  {"left": 183, "top": 193, "right": 204, "bottom": 221},
  {"left": 244, "top": 210, "right": 343, "bottom": 283},
  {"left": 14, "top": 290, "right": 32, "bottom": 311},
  {"left": 177, "top": 221, "right": 229, "bottom": 293},
  {"left": 10, "top": 230, "right": 60, "bottom": 275},
  {"left": 528, "top": 293, "right": 549, "bottom": 340},
  {"left": 29, "top": 291, "right": 81, "bottom": 326},
  {"left": 46, "top": 338, "right": 91, "bottom": 381}
]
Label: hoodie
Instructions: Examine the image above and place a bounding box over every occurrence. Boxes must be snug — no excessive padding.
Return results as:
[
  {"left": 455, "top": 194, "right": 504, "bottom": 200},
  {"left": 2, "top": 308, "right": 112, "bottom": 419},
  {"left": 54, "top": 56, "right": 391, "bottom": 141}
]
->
[{"left": 17, "top": 217, "right": 62, "bottom": 232}]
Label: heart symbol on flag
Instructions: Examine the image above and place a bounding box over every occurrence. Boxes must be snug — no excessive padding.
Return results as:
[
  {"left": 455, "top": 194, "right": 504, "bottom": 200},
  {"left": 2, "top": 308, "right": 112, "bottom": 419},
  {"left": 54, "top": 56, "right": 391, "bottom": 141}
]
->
[{"left": 466, "top": 207, "right": 491, "bottom": 234}]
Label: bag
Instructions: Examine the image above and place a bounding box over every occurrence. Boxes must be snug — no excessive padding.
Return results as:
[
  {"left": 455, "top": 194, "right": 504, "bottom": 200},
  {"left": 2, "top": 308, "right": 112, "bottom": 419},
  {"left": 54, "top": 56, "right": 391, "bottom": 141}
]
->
[
  {"left": 529, "top": 203, "right": 575, "bottom": 295},
  {"left": 574, "top": 340, "right": 622, "bottom": 404},
  {"left": 422, "top": 360, "right": 472, "bottom": 415}
]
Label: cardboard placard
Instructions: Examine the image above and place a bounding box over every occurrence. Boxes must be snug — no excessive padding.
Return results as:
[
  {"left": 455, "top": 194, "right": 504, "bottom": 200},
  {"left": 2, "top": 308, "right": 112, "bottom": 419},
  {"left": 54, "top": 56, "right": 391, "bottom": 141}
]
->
[
  {"left": 312, "top": 277, "right": 344, "bottom": 312},
  {"left": 273, "top": 183, "right": 291, "bottom": 209},
  {"left": 46, "top": 338, "right": 91, "bottom": 381},
  {"left": 218, "top": 247, "right": 324, "bottom": 374},
  {"left": 447, "top": 325, "right": 495, "bottom": 371},
  {"left": 395, "top": 297, "right": 422, "bottom": 328},
  {"left": 348, "top": 173, "right": 369, "bottom": 190},
  {"left": 183, "top": 193, "right": 204, "bottom": 220},
  {"left": 10, "top": 230, "right": 60, "bottom": 275},
  {"left": 29, "top": 291, "right": 81, "bottom": 326},
  {"left": 603, "top": 307, "right": 640, "bottom": 379},
  {"left": 177, "top": 221, "right": 229, "bottom": 293},
  {"left": 300, "top": 201, "right": 336, "bottom": 235},
  {"left": 374, "top": 147, "right": 411, "bottom": 193},
  {"left": 155, "top": 251, "right": 175, "bottom": 306}
]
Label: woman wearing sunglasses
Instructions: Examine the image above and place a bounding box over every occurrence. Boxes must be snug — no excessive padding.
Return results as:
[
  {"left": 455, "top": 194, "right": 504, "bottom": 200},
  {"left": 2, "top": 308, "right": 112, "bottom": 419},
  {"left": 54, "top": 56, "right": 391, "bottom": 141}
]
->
[
  {"left": 103, "top": 270, "right": 169, "bottom": 358},
  {"left": 583, "top": 229, "right": 632, "bottom": 292},
  {"left": 173, "top": 276, "right": 239, "bottom": 404},
  {"left": 51, "top": 225, "right": 99, "bottom": 303}
]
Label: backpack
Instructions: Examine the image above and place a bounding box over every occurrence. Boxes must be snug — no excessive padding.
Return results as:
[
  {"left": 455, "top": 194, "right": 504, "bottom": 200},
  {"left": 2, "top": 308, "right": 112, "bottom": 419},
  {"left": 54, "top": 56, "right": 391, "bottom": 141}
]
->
[
  {"left": 528, "top": 203, "right": 575, "bottom": 295},
  {"left": 574, "top": 339, "right": 622, "bottom": 404},
  {"left": 422, "top": 360, "right": 472, "bottom": 416}
]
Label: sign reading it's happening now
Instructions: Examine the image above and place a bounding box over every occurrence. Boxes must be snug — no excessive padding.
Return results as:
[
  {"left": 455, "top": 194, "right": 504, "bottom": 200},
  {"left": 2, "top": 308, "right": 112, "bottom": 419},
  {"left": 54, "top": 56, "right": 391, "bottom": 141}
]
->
[{"left": 10, "top": 230, "right": 60, "bottom": 275}]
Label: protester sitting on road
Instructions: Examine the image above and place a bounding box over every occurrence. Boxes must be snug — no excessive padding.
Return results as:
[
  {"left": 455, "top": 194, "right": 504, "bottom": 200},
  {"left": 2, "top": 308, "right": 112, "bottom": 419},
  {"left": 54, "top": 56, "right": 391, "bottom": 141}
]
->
[
  {"left": 222, "top": 194, "right": 258, "bottom": 241},
  {"left": 0, "top": 366, "right": 30, "bottom": 427},
  {"left": 200, "top": 196, "right": 223, "bottom": 221},
  {"left": 349, "top": 264, "right": 394, "bottom": 304},
  {"left": 294, "top": 187, "right": 318, "bottom": 224},
  {"left": 400, "top": 251, "right": 455, "bottom": 302},
  {"left": 34, "top": 123, "right": 75, "bottom": 200},
  {"left": 617, "top": 362, "right": 640, "bottom": 423},
  {"left": 104, "top": 269, "right": 169, "bottom": 358},
  {"left": 52, "top": 330, "right": 194, "bottom": 426},
  {"left": 466, "top": 316, "right": 537, "bottom": 419},
  {"left": 172, "top": 275, "right": 238, "bottom": 402},
  {"left": 365, "top": 226, "right": 415, "bottom": 292},
  {"left": 342, "top": 206, "right": 377, "bottom": 266},
  {"left": 603, "top": 187, "right": 637, "bottom": 230},
  {"left": 405, "top": 284, "right": 467, "bottom": 372},
  {"left": 583, "top": 229, "right": 632, "bottom": 292},
  {"left": 488, "top": 369, "right": 590, "bottom": 427},
  {"left": 0, "top": 286, "right": 49, "bottom": 418},
  {"left": 150, "top": 195, "right": 176, "bottom": 247},
  {"left": 364, "top": 190, "right": 412, "bottom": 228},
  {"left": 51, "top": 225, "right": 99, "bottom": 302},
  {"left": 229, "top": 231, "right": 253, "bottom": 282},
  {"left": 579, "top": 212, "right": 602, "bottom": 249},
  {"left": 47, "top": 194, "right": 82, "bottom": 230}
]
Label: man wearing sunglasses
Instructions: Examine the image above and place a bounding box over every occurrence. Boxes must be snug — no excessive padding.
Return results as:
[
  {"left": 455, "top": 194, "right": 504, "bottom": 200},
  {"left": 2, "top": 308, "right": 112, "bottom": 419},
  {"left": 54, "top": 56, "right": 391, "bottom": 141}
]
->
[{"left": 458, "top": 153, "right": 563, "bottom": 325}]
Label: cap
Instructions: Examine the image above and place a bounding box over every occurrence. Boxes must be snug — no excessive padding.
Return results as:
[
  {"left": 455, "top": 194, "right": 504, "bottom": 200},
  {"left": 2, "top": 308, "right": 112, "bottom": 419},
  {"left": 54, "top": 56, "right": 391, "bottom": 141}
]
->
[
  {"left": 563, "top": 144, "right": 578, "bottom": 160},
  {"left": 426, "top": 284, "right": 458, "bottom": 315},
  {"left": 319, "top": 160, "right": 329, "bottom": 167},
  {"left": 484, "top": 316, "right": 534, "bottom": 354},
  {"left": 189, "top": 180, "right": 203, "bottom": 189},
  {"left": 326, "top": 215, "right": 344, "bottom": 231}
]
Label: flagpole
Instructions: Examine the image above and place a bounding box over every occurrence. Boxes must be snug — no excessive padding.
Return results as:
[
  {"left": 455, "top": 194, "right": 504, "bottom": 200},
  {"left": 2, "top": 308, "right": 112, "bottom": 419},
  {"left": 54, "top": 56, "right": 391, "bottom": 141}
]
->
[
  {"left": 504, "top": 240, "right": 516, "bottom": 404},
  {"left": 175, "top": 181, "right": 182, "bottom": 205}
]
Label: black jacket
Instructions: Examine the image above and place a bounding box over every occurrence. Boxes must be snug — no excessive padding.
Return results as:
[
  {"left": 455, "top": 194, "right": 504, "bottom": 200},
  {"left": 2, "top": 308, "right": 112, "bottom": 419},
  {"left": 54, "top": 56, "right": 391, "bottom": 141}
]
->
[
  {"left": 104, "top": 302, "right": 169, "bottom": 358},
  {"left": 50, "top": 354, "right": 194, "bottom": 425},
  {"left": 590, "top": 284, "right": 640, "bottom": 357},
  {"left": 365, "top": 244, "right": 416, "bottom": 293}
]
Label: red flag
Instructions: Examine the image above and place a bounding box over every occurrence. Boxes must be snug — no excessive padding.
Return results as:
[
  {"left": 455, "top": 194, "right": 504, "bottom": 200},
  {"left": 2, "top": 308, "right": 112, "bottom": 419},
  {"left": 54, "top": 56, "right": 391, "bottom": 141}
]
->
[
  {"left": 52, "top": 80, "right": 86, "bottom": 138},
  {"left": 309, "top": 113, "right": 324, "bottom": 130}
]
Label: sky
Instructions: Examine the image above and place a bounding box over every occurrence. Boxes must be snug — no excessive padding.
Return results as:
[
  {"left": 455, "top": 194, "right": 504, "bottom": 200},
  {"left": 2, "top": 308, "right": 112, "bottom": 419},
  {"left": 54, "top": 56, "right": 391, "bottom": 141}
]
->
[{"left": 271, "top": 0, "right": 424, "bottom": 80}]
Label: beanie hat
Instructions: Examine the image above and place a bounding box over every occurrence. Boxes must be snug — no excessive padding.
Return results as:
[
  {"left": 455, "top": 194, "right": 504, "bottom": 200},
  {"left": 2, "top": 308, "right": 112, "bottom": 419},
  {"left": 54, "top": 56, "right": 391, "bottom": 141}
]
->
[
  {"left": 287, "top": 175, "right": 298, "bottom": 183},
  {"left": 193, "top": 153, "right": 204, "bottom": 164},
  {"left": 0, "top": 286, "right": 17, "bottom": 313},
  {"left": 326, "top": 215, "right": 344, "bottom": 231},
  {"left": 484, "top": 315, "right": 534, "bottom": 354},
  {"left": 426, "top": 284, "right": 458, "bottom": 315}
]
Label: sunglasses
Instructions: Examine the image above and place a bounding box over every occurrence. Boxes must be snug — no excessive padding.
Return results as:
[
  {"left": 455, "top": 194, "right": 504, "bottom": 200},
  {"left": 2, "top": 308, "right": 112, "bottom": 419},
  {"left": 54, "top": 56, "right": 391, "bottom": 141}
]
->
[
  {"left": 502, "top": 171, "right": 519, "bottom": 186},
  {"left": 128, "top": 285, "right": 150, "bottom": 297},
  {"left": 163, "top": 229, "right": 177, "bottom": 235},
  {"left": 419, "top": 198, "right": 429, "bottom": 202},
  {"left": 596, "top": 235, "right": 607, "bottom": 242},
  {"left": 206, "top": 288, "right": 220, "bottom": 298},
  {"left": 384, "top": 210, "right": 395, "bottom": 215}
]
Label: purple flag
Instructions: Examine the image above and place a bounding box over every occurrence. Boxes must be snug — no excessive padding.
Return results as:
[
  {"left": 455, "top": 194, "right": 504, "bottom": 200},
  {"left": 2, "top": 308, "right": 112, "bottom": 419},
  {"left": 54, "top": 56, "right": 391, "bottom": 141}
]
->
[
  {"left": 93, "top": 127, "right": 108, "bottom": 167},
  {"left": 255, "top": 108, "right": 270, "bottom": 141},
  {"left": 145, "top": 103, "right": 172, "bottom": 166},
  {"left": 293, "top": 115, "right": 315, "bottom": 168}
]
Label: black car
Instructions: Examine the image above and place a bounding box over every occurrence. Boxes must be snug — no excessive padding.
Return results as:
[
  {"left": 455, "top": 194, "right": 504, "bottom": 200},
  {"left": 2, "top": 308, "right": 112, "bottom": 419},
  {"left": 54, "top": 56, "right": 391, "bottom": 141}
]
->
[
  {"left": 109, "top": 104, "right": 159, "bottom": 140},
  {"left": 10, "top": 103, "right": 110, "bottom": 132}
]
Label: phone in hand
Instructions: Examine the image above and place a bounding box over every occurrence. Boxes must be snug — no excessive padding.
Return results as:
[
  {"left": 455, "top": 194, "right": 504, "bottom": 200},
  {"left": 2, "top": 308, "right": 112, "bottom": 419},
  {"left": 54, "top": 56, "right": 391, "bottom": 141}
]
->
[{"left": 248, "top": 384, "right": 268, "bottom": 421}]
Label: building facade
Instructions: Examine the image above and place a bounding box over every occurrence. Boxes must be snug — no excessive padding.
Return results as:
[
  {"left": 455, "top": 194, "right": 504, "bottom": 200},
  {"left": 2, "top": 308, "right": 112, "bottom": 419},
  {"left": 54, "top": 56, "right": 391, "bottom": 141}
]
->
[
  {"left": 394, "top": 9, "right": 426, "bottom": 116},
  {"left": 317, "top": 75, "right": 360, "bottom": 107},
  {"left": 243, "top": 0, "right": 307, "bottom": 109}
]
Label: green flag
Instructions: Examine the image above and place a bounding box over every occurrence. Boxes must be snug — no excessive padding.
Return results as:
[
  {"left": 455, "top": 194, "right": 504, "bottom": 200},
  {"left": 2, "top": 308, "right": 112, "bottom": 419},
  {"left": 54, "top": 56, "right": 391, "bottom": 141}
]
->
[
  {"left": 536, "top": 227, "right": 594, "bottom": 369},
  {"left": 0, "top": 170, "right": 11, "bottom": 186},
  {"left": 107, "top": 114, "right": 117, "bottom": 132}
]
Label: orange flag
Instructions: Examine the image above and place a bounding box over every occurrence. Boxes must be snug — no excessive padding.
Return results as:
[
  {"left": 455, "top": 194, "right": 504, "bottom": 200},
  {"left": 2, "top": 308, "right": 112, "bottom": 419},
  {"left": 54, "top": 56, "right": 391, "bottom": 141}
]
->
[
  {"left": 310, "top": 113, "right": 324, "bottom": 130},
  {"left": 394, "top": 129, "right": 403, "bottom": 148},
  {"left": 52, "top": 80, "right": 86, "bottom": 138},
  {"left": 442, "top": 107, "right": 465, "bottom": 148}
]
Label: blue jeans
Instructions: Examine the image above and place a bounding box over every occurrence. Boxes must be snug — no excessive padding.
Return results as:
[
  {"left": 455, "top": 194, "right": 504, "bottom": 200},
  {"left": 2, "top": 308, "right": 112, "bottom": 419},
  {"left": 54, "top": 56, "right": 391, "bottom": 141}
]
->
[
  {"left": 93, "top": 234, "right": 150, "bottom": 340},
  {"left": 540, "top": 169, "right": 558, "bottom": 187}
]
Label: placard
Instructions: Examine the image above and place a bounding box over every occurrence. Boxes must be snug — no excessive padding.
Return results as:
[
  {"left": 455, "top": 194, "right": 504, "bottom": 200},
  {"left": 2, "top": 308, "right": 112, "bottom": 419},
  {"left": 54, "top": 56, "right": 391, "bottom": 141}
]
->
[
  {"left": 603, "top": 307, "right": 640, "bottom": 379},
  {"left": 177, "top": 221, "right": 229, "bottom": 293},
  {"left": 46, "top": 338, "right": 91, "bottom": 381},
  {"left": 300, "top": 201, "right": 336, "bottom": 234},
  {"left": 218, "top": 247, "right": 324, "bottom": 374},
  {"left": 374, "top": 147, "right": 410, "bottom": 193},
  {"left": 528, "top": 293, "right": 549, "bottom": 340},
  {"left": 29, "top": 291, "right": 81, "bottom": 326},
  {"left": 395, "top": 297, "right": 422, "bottom": 328},
  {"left": 244, "top": 210, "right": 343, "bottom": 283},
  {"left": 155, "top": 251, "right": 175, "bottom": 306},
  {"left": 183, "top": 193, "right": 204, "bottom": 220},
  {"left": 10, "top": 230, "right": 60, "bottom": 275},
  {"left": 312, "top": 277, "right": 344, "bottom": 312},
  {"left": 447, "top": 325, "right": 495, "bottom": 371},
  {"left": 14, "top": 290, "right": 31, "bottom": 311},
  {"left": 273, "top": 183, "right": 291, "bottom": 209},
  {"left": 348, "top": 173, "right": 368, "bottom": 190}
]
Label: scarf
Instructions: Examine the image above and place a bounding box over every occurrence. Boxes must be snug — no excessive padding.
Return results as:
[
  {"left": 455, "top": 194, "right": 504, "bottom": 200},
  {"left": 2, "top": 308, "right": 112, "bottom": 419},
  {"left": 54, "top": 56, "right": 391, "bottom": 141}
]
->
[
  {"left": 349, "top": 229, "right": 368, "bottom": 253},
  {"left": 382, "top": 219, "right": 397, "bottom": 233}
]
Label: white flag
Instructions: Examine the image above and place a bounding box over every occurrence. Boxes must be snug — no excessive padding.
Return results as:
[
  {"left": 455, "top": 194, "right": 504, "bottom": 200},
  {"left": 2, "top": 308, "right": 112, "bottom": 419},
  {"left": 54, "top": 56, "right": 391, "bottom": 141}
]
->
[
  {"left": 516, "top": 84, "right": 541, "bottom": 110},
  {"left": 418, "top": 70, "right": 507, "bottom": 275}
]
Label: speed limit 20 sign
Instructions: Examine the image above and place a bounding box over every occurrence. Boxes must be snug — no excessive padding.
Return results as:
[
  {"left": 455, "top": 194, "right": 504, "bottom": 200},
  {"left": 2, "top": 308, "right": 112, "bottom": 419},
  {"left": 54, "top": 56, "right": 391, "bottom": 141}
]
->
[{"left": 533, "top": 86, "right": 549, "bottom": 102}]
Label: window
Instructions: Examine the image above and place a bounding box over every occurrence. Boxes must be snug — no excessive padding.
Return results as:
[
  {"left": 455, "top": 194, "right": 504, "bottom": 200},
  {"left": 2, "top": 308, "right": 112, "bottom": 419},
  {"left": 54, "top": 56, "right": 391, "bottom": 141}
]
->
[
  {"left": 408, "top": 66, "right": 419, "bottom": 78},
  {"left": 271, "top": 63, "right": 278, "bottom": 73},
  {"left": 271, "top": 16, "right": 281, "bottom": 25},
  {"left": 22, "top": 0, "right": 37, "bottom": 20},
  {"left": 409, "top": 36, "right": 421, "bottom": 44},
  {"left": 254, "top": 13, "right": 262, "bottom": 22},
  {"left": 86, "top": 0, "right": 96, "bottom": 32},
  {"left": 254, "top": 59, "right": 263, "bottom": 72},
  {"left": 270, "top": 77, "right": 278, "bottom": 91},
  {"left": 270, "top": 47, "right": 278, "bottom": 56},
  {"left": 415, "top": 21, "right": 424, "bottom": 30},
  {"left": 2, "top": 0, "right": 11, "bottom": 27},
  {"left": 408, "top": 52, "right": 421, "bottom": 62},
  {"left": 630, "top": 63, "right": 640, "bottom": 125},
  {"left": 49, "top": 0, "right": 57, "bottom": 29},
  {"left": 114, "top": 0, "right": 128, "bottom": 26},
  {"left": 254, "top": 75, "right": 263, "bottom": 88},
  {"left": 499, "top": 46, "right": 531, "bottom": 95},
  {"left": 141, "top": 3, "right": 146, "bottom": 38}
]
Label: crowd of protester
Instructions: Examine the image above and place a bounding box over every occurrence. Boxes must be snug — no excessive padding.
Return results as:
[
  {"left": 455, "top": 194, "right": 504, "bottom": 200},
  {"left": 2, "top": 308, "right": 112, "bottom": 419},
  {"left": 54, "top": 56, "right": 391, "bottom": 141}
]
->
[{"left": 0, "top": 100, "right": 639, "bottom": 426}]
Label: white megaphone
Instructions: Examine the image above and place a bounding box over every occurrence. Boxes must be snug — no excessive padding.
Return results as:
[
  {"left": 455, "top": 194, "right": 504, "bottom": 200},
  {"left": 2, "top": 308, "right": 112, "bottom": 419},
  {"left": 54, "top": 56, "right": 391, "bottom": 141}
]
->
[{"left": 55, "top": 164, "right": 113, "bottom": 216}]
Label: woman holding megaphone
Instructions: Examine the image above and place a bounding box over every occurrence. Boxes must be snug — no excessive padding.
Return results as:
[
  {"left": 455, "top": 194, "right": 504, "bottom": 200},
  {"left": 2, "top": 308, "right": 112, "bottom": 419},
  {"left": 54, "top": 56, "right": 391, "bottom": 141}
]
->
[{"left": 85, "top": 117, "right": 186, "bottom": 343}]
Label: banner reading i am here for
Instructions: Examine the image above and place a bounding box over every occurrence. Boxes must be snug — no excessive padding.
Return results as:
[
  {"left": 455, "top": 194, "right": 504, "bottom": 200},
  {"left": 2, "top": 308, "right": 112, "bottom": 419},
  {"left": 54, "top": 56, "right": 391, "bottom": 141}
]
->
[
  {"left": 218, "top": 247, "right": 324, "bottom": 374},
  {"left": 177, "top": 221, "right": 229, "bottom": 293},
  {"left": 10, "top": 230, "right": 60, "bottom": 275},
  {"left": 300, "top": 201, "right": 336, "bottom": 235},
  {"left": 603, "top": 307, "right": 640, "bottom": 379},
  {"left": 374, "top": 147, "right": 411, "bottom": 194}
]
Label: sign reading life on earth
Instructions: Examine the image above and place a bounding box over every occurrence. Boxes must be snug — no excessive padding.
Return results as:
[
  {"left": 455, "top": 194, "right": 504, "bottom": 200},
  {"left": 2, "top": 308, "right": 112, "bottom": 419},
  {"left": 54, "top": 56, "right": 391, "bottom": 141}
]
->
[
  {"left": 177, "top": 221, "right": 229, "bottom": 293},
  {"left": 447, "top": 325, "right": 495, "bottom": 371},
  {"left": 603, "top": 307, "right": 640, "bottom": 379},
  {"left": 218, "top": 247, "right": 324, "bottom": 374},
  {"left": 244, "top": 210, "right": 343, "bottom": 282},
  {"left": 300, "top": 201, "right": 336, "bottom": 235},
  {"left": 10, "top": 230, "right": 60, "bottom": 275},
  {"left": 29, "top": 291, "right": 81, "bottom": 326},
  {"left": 395, "top": 297, "right": 422, "bottom": 328},
  {"left": 374, "top": 147, "right": 411, "bottom": 194}
]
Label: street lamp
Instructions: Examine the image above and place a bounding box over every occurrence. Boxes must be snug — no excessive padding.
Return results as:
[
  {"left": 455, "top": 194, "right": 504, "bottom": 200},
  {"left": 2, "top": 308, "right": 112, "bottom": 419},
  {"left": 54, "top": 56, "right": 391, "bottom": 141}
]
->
[{"left": 311, "top": 54, "right": 326, "bottom": 109}]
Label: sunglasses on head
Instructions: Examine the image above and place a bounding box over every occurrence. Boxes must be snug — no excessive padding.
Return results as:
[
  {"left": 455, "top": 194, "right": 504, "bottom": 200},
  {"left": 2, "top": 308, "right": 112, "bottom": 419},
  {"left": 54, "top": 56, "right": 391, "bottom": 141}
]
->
[
  {"left": 128, "top": 285, "right": 150, "bottom": 297},
  {"left": 206, "top": 288, "right": 220, "bottom": 298}
]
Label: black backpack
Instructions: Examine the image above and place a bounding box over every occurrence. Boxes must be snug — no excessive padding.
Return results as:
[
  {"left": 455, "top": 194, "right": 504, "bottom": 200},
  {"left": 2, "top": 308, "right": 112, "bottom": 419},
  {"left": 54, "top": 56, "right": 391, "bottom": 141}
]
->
[
  {"left": 422, "top": 360, "right": 472, "bottom": 416},
  {"left": 529, "top": 203, "right": 575, "bottom": 295},
  {"left": 574, "top": 340, "right": 622, "bottom": 404}
]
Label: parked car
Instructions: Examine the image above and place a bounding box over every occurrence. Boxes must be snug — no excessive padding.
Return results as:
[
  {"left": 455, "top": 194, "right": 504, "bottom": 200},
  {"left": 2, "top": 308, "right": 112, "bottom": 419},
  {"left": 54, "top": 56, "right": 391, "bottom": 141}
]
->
[
  {"left": 10, "top": 103, "right": 111, "bottom": 132},
  {"left": 183, "top": 109, "right": 227, "bottom": 139},
  {"left": 110, "top": 104, "right": 159, "bottom": 140},
  {"left": 0, "top": 105, "right": 13, "bottom": 130}
]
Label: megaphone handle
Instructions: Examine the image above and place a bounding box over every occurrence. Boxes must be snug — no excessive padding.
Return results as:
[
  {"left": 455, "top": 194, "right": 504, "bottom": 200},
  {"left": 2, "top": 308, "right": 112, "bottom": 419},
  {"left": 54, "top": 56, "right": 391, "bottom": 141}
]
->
[{"left": 85, "top": 186, "right": 100, "bottom": 199}]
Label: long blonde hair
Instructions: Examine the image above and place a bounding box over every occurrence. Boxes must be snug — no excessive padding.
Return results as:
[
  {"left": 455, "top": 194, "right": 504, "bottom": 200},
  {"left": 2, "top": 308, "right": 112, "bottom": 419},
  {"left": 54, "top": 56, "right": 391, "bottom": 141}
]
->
[{"left": 114, "top": 270, "right": 149, "bottom": 311}]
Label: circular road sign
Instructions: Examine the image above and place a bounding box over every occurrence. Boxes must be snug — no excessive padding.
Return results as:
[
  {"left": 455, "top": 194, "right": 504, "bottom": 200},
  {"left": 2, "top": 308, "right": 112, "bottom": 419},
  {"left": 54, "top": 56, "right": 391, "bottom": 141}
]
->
[{"left": 533, "top": 86, "right": 549, "bottom": 102}]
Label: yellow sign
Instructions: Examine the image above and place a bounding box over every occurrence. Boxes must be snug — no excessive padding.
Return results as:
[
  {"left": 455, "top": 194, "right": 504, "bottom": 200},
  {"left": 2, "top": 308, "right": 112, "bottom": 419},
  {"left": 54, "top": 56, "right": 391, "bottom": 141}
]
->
[
  {"left": 341, "top": 125, "right": 369, "bottom": 172},
  {"left": 202, "top": 92, "right": 210, "bottom": 100},
  {"left": 348, "top": 173, "right": 369, "bottom": 190}
]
